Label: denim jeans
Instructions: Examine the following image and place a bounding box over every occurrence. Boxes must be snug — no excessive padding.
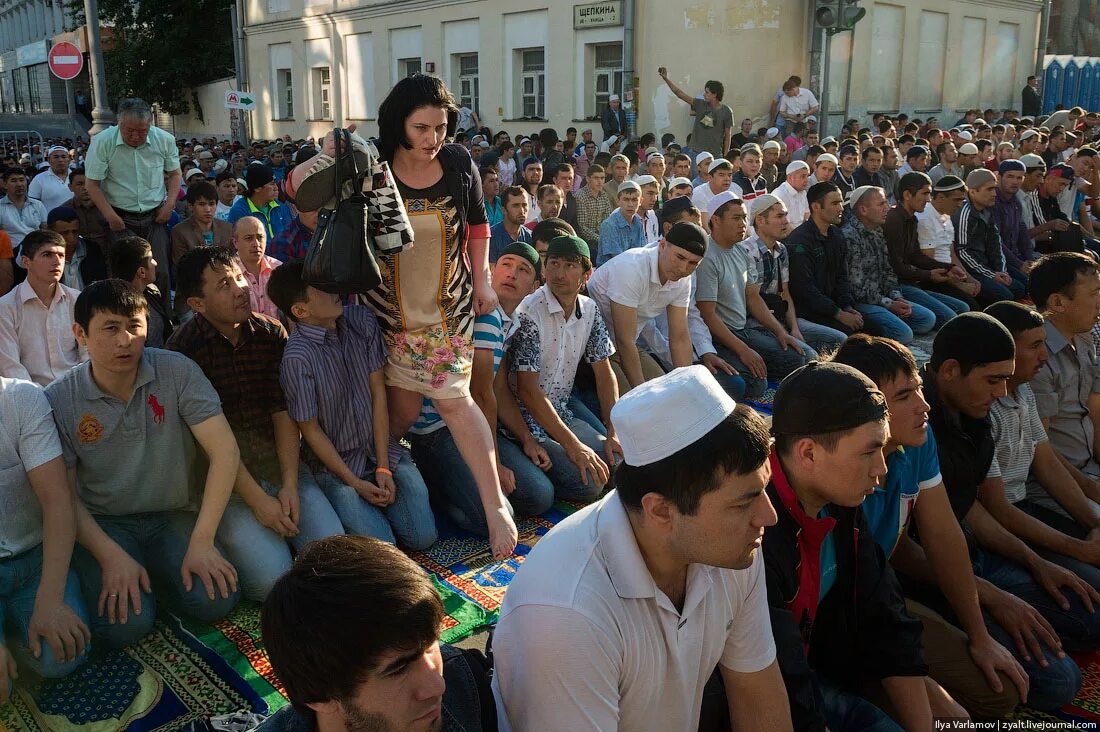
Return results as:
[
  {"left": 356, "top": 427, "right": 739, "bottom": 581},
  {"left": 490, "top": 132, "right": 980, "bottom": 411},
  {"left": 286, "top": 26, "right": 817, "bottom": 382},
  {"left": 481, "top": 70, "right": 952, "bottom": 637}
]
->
[
  {"left": 410, "top": 427, "right": 555, "bottom": 536},
  {"left": 816, "top": 673, "right": 902, "bottom": 732},
  {"left": 973, "top": 271, "right": 1026, "bottom": 305},
  {"left": 567, "top": 392, "right": 608, "bottom": 436},
  {"left": 314, "top": 454, "right": 438, "bottom": 550},
  {"left": 853, "top": 303, "right": 936, "bottom": 344},
  {"left": 540, "top": 415, "right": 609, "bottom": 501},
  {"left": 899, "top": 285, "right": 970, "bottom": 328},
  {"left": 1, "top": 546, "right": 90, "bottom": 683},
  {"left": 717, "top": 326, "right": 812, "bottom": 399},
  {"left": 1016, "top": 499, "right": 1100, "bottom": 592},
  {"left": 216, "top": 465, "right": 345, "bottom": 601},
  {"left": 71, "top": 511, "right": 241, "bottom": 648},
  {"left": 971, "top": 545, "right": 1087, "bottom": 709},
  {"left": 794, "top": 318, "right": 848, "bottom": 356}
]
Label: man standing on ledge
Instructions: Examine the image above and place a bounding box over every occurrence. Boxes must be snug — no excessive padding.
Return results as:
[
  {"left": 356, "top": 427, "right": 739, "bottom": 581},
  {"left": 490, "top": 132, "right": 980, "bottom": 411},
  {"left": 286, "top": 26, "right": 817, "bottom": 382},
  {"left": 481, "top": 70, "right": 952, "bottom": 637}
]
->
[
  {"left": 657, "top": 67, "right": 733, "bottom": 158},
  {"left": 82, "top": 98, "right": 180, "bottom": 305}
]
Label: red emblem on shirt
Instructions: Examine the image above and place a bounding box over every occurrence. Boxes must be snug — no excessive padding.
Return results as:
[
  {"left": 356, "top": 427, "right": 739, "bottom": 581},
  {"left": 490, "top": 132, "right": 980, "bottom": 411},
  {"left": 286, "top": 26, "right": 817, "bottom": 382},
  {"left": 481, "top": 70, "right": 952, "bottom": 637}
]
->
[
  {"left": 78, "top": 413, "right": 104, "bottom": 444},
  {"left": 148, "top": 395, "right": 166, "bottom": 423}
]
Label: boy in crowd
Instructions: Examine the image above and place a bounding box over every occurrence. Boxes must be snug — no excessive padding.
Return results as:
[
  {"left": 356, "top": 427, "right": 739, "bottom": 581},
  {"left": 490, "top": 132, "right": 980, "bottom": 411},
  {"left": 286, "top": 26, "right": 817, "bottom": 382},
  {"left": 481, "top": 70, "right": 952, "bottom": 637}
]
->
[
  {"left": 408, "top": 242, "right": 555, "bottom": 536},
  {"left": 268, "top": 262, "right": 437, "bottom": 551},
  {"left": 49, "top": 206, "right": 108, "bottom": 291},
  {"left": 982, "top": 301, "right": 1100, "bottom": 589},
  {"left": 170, "top": 181, "right": 232, "bottom": 270},
  {"left": 488, "top": 186, "right": 532, "bottom": 263},
  {"left": 832, "top": 335, "right": 1031, "bottom": 719},
  {"left": 597, "top": 180, "right": 646, "bottom": 266},
  {"left": 509, "top": 235, "right": 622, "bottom": 499},
  {"left": 921, "top": 313, "right": 1100, "bottom": 709},
  {"left": 787, "top": 182, "right": 865, "bottom": 336},
  {"left": 47, "top": 280, "right": 240, "bottom": 648},
  {"left": 1028, "top": 253, "right": 1100, "bottom": 515},
  {"left": 954, "top": 169, "right": 1027, "bottom": 303},
  {"left": 696, "top": 192, "right": 811, "bottom": 401},
  {"left": 573, "top": 164, "right": 612, "bottom": 252},
  {"left": 0, "top": 230, "right": 84, "bottom": 387},
  {"left": 494, "top": 367, "right": 792, "bottom": 731},
  {"left": 107, "top": 237, "right": 174, "bottom": 348},
  {"left": 586, "top": 221, "right": 706, "bottom": 392},
  {"left": 168, "top": 247, "right": 344, "bottom": 600},
  {"left": 0, "top": 374, "right": 92, "bottom": 702},
  {"left": 765, "top": 361, "right": 941, "bottom": 729}
]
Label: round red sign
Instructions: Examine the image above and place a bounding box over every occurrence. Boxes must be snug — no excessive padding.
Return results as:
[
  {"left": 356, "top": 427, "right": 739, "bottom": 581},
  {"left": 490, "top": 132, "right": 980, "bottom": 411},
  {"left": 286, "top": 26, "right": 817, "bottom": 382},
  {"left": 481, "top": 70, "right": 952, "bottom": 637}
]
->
[{"left": 49, "top": 42, "right": 84, "bottom": 81}]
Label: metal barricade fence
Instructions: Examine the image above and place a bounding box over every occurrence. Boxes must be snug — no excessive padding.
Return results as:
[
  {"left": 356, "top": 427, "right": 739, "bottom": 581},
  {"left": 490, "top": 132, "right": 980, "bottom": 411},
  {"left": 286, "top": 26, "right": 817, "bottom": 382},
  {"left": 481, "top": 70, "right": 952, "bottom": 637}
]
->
[{"left": 0, "top": 130, "right": 46, "bottom": 160}]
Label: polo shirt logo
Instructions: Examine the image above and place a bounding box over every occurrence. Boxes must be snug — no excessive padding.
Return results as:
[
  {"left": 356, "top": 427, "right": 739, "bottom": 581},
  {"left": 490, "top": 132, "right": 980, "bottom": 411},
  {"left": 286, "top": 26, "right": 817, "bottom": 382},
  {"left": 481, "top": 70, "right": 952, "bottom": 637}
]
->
[
  {"left": 148, "top": 395, "right": 166, "bottom": 423},
  {"left": 78, "top": 413, "right": 104, "bottom": 444}
]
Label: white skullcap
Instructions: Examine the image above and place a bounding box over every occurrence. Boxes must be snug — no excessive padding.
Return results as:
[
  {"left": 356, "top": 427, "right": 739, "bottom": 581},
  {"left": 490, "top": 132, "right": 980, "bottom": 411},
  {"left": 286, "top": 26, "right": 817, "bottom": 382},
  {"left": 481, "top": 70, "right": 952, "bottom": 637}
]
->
[
  {"left": 786, "top": 161, "right": 810, "bottom": 176},
  {"left": 611, "top": 365, "right": 736, "bottom": 466}
]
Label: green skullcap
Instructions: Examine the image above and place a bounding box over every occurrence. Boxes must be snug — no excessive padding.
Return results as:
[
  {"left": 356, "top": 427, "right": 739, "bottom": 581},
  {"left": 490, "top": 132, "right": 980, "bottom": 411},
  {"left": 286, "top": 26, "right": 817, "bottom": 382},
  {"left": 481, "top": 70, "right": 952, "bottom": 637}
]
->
[
  {"left": 547, "top": 235, "right": 591, "bottom": 260},
  {"left": 499, "top": 241, "right": 541, "bottom": 275}
]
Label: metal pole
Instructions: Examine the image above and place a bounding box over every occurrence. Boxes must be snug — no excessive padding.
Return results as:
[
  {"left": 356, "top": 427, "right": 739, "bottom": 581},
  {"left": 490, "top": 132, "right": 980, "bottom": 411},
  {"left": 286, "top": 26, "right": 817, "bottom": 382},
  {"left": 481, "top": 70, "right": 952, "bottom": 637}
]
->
[
  {"left": 82, "top": 3, "right": 114, "bottom": 135},
  {"left": 230, "top": 2, "right": 248, "bottom": 147},
  {"left": 622, "top": 0, "right": 635, "bottom": 139},
  {"left": 820, "top": 29, "right": 832, "bottom": 137},
  {"left": 1035, "top": 0, "right": 1052, "bottom": 82},
  {"left": 841, "top": 31, "right": 855, "bottom": 127}
]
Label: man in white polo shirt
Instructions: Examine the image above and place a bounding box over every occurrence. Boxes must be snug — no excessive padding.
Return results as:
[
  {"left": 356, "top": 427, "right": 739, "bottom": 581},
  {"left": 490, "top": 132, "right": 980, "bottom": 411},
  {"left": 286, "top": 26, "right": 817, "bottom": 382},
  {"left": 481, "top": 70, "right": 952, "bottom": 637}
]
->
[
  {"left": 772, "top": 161, "right": 811, "bottom": 229},
  {"left": 492, "top": 365, "right": 792, "bottom": 731},
  {"left": 587, "top": 221, "right": 706, "bottom": 393}
]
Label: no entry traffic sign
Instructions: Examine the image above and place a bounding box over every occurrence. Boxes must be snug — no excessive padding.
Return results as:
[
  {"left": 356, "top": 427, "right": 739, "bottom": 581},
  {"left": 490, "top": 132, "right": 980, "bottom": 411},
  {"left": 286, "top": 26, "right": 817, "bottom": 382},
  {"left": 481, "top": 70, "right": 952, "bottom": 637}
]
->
[{"left": 49, "top": 42, "right": 84, "bottom": 81}]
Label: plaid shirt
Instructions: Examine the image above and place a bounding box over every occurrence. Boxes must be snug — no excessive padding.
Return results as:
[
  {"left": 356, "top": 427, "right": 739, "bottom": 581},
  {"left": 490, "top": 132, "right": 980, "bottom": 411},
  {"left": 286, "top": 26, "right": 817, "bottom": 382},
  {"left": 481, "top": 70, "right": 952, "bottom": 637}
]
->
[
  {"left": 574, "top": 184, "right": 613, "bottom": 246},
  {"left": 166, "top": 313, "right": 289, "bottom": 483},
  {"left": 270, "top": 216, "right": 313, "bottom": 263}
]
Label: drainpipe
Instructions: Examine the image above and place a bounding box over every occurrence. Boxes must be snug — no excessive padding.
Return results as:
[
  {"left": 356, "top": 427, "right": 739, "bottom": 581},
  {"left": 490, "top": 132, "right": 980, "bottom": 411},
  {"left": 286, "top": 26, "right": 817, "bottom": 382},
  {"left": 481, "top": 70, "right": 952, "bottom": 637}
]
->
[
  {"left": 623, "top": 0, "right": 634, "bottom": 138},
  {"left": 1035, "top": 0, "right": 1052, "bottom": 81}
]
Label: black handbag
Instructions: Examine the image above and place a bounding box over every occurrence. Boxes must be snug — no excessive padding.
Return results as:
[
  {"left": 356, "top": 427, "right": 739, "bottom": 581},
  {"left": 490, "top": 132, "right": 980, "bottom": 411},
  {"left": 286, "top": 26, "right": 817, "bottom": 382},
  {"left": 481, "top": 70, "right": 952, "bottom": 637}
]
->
[{"left": 303, "top": 128, "right": 381, "bottom": 294}]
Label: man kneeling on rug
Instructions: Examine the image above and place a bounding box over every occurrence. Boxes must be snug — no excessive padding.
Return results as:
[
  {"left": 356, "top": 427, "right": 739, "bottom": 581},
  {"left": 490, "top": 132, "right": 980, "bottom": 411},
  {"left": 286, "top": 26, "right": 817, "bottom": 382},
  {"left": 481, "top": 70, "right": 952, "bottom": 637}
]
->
[
  {"left": 492, "top": 365, "right": 793, "bottom": 730},
  {"left": 258, "top": 535, "right": 492, "bottom": 732}
]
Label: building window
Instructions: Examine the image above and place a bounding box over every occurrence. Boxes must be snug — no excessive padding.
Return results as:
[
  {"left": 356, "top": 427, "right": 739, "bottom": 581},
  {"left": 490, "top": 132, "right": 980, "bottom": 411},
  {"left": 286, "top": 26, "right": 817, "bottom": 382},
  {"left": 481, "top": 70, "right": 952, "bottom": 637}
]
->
[
  {"left": 277, "top": 68, "right": 293, "bottom": 119},
  {"left": 399, "top": 57, "right": 422, "bottom": 78},
  {"left": 312, "top": 66, "right": 331, "bottom": 119},
  {"left": 519, "top": 48, "right": 545, "bottom": 119},
  {"left": 456, "top": 53, "right": 479, "bottom": 114},
  {"left": 593, "top": 43, "right": 623, "bottom": 119}
]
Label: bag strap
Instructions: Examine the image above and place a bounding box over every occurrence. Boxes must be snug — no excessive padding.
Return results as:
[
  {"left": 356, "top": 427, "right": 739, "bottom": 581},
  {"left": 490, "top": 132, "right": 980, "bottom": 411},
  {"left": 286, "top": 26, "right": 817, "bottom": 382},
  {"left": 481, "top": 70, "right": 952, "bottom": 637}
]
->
[{"left": 332, "top": 127, "right": 345, "bottom": 204}]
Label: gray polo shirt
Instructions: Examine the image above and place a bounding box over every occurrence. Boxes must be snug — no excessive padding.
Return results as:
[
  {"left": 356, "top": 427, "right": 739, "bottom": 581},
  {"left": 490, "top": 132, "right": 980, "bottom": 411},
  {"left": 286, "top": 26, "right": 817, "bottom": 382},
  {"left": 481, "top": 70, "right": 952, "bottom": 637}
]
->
[
  {"left": 693, "top": 236, "right": 750, "bottom": 333},
  {"left": 1032, "top": 320, "right": 1100, "bottom": 478},
  {"left": 0, "top": 377, "right": 63, "bottom": 559},
  {"left": 990, "top": 384, "right": 1048, "bottom": 505},
  {"left": 45, "top": 349, "right": 223, "bottom": 516}
]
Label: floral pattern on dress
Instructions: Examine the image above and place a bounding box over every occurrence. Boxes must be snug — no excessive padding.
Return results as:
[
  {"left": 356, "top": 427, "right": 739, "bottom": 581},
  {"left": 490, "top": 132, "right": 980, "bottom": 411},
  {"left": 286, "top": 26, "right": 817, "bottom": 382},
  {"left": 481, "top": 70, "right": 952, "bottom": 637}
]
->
[{"left": 389, "top": 326, "right": 474, "bottom": 391}]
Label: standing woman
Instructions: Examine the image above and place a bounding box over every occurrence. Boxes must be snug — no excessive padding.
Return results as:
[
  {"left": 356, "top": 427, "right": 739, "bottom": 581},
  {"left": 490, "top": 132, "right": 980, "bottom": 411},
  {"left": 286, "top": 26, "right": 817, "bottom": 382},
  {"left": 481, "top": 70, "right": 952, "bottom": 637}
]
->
[{"left": 289, "top": 75, "right": 518, "bottom": 558}]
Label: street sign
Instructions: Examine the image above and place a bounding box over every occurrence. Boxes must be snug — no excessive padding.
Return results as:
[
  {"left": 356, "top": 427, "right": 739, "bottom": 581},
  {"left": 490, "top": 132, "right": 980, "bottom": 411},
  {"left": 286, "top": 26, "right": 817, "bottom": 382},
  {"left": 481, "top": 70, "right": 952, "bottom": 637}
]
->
[
  {"left": 225, "top": 91, "right": 256, "bottom": 111},
  {"left": 48, "top": 42, "right": 83, "bottom": 81}
]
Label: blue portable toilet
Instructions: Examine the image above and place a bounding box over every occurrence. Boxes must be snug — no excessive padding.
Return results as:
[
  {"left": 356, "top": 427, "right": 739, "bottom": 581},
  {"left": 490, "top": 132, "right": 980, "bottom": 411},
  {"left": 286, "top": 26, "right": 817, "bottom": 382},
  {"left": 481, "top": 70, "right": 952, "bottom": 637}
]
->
[
  {"left": 1063, "top": 59, "right": 1081, "bottom": 108},
  {"left": 1043, "top": 58, "right": 1064, "bottom": 114},
  {"left": 1080, "top": 62, "right": 1094, "bottom": 112}
]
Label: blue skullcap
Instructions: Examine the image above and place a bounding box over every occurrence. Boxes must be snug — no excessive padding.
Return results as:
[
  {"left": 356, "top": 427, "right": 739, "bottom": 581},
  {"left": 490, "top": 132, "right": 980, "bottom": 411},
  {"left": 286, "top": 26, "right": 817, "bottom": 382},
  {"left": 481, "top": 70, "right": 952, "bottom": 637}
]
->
[{"left": 998, "top": 159, "right": 1027, "bottom": 175}]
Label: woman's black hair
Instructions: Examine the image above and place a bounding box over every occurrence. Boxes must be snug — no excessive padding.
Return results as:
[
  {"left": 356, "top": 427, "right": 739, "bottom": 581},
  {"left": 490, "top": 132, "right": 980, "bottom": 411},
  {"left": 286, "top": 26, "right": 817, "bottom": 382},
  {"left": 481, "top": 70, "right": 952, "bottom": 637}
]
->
[{"left": 376, "top": 74, "right": 459, "bottom": 161}]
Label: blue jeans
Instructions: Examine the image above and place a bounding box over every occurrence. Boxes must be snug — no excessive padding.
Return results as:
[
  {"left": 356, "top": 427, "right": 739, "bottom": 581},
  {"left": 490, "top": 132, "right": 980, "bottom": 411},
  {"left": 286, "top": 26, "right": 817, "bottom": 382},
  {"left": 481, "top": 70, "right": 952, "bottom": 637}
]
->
[
  {"left": 899, "top": 285, "right": 970, "bottom": 328},
  {"left": 717, "top": 325, "right": 812, "bottom": 399},
  {"left": 795, "top": 318, "right": 848, "bottom": 356},
  {"left": 216, "top": 465, "right": 345, "bottom": 601},
  {"left": 974, "top": 270, "right": 1026, "bottom": 304},
  {"left": 314, "top": 454, "right": 438, "bottom": 550},
  {"left": 854, "top": 303, "right": 936, "bottom": 344},
  {"left": 567, "top": 393, "right": 608, "bottom": 436},
  {"left": 815, "top": 673, "right": 901, "bottom": 732},
  {"left": 540, "top": 415, "right": 609, "bottom": 501},
  {"left": 409, "top": 427, "right": 555, "bottom": 536},
  {"left": 1, "top": 546, "right": 90, "bottom": 683},
  {"left": 71, "top": 511, "right": 241, "bottom": 648},
  {"left": 971, "top": 546, "right": 1087, "bottom": 709}
]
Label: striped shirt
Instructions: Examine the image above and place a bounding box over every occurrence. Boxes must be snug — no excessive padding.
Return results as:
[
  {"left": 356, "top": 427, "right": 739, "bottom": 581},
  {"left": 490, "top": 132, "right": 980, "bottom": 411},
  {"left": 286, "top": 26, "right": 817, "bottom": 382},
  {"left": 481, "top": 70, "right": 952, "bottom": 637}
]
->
[
  {"left": 410, "top": 307, "right": 511, "bottom": 435},
  {"left": 281, "top": 306, "right": 405, "bottom": 476},
  {"left": 990, "top": 384, "right": 1047, "bottom": 504}
]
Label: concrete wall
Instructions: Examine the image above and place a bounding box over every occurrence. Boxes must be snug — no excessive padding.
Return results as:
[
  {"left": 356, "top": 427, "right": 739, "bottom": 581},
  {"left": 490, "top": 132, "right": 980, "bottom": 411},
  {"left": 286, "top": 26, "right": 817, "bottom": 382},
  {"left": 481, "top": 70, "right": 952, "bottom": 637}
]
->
[{"left": 169, "top": 77, "right": 237, "bottom": 139}]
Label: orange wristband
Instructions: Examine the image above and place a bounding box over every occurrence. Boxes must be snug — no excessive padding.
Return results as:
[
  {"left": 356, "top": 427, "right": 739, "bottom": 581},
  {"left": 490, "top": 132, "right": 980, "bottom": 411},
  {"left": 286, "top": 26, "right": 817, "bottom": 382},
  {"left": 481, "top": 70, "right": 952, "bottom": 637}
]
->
[{"left": 375, "top": 467, "right": 393, "bottom": 477}]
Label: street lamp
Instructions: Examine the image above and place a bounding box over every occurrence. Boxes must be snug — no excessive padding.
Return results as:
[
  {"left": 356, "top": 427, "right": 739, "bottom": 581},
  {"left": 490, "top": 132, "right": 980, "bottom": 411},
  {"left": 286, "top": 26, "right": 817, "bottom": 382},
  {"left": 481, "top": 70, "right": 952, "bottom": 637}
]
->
[{"left": 82, "top": 0, "right": 115, "bottom": 135}]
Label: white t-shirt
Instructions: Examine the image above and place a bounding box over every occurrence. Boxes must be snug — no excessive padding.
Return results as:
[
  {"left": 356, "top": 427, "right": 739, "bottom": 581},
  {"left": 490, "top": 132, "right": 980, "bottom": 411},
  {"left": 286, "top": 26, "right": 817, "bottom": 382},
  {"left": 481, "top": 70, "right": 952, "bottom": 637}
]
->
[
  {"left": 498, "top": 157, "right": 517, "bottom": 187},
  {"left": 27, "top": 171, "right": 73, "bottom": 213},
  {"left": 691, "top": 182, "right": 725, "bottom": 214},
  {"left": 586, "top": 245, "right": 692, "bottom": 344},
  {"left": 492, "top": 491, "right": 776, "bottom": 731},
  {"left": 772, "top": 181, "right": 809, "bottom": 230},
  {"left": 915, "top": 206, "right": 955, "bottom": 265}
]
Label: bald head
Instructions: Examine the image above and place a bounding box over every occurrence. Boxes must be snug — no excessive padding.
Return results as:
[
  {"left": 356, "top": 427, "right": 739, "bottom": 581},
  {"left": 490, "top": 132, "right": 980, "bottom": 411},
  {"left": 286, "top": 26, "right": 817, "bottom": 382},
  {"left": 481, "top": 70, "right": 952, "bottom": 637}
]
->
[{"left": 233, "top": 216, "right": 267, "bottom": 264}]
